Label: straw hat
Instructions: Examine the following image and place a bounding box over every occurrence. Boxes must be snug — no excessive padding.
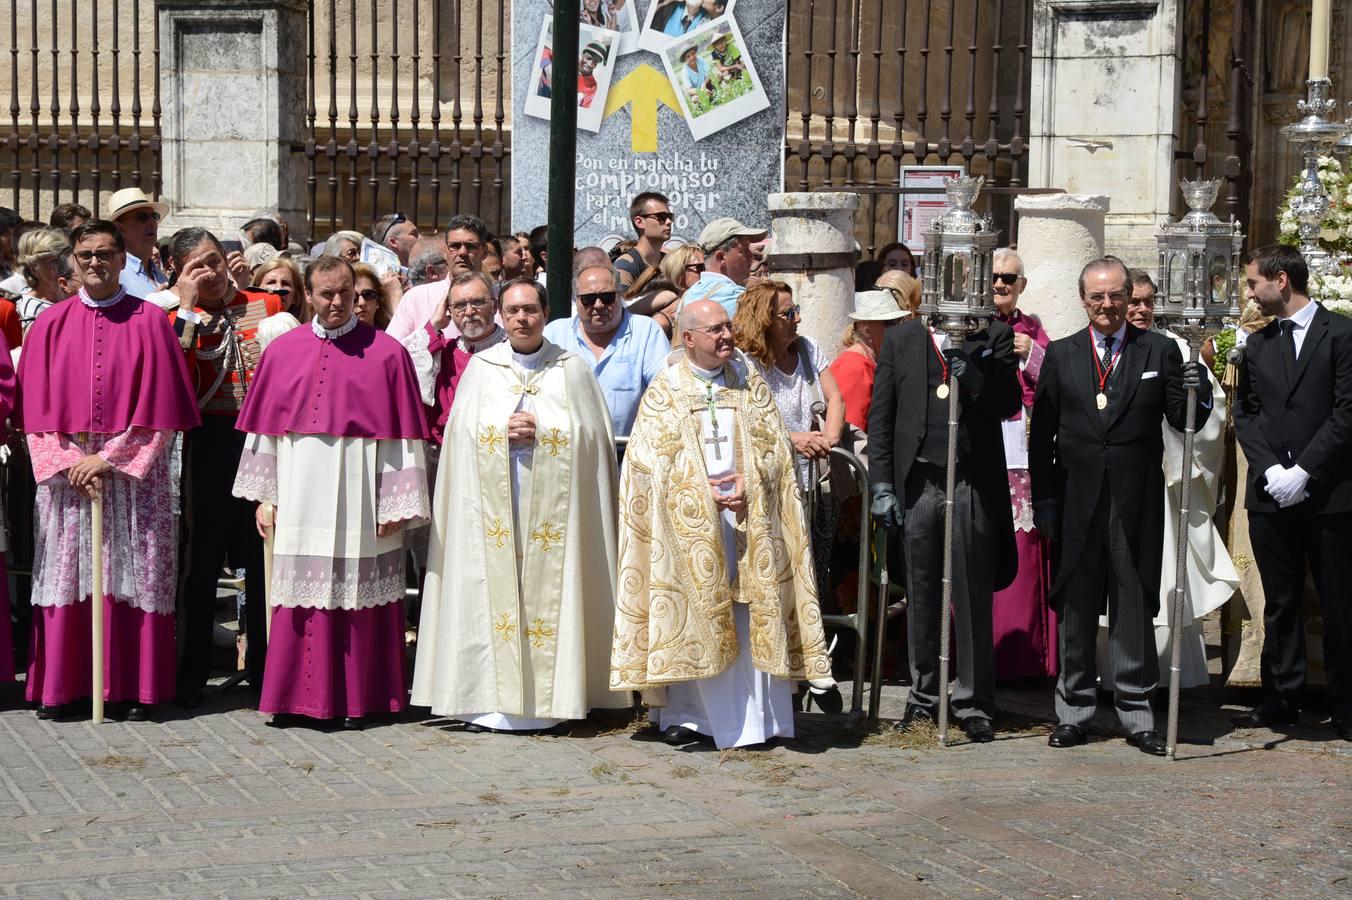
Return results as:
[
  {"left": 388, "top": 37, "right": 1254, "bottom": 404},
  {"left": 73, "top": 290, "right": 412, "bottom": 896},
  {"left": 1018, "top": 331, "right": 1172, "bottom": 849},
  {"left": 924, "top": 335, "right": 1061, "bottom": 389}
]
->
[
  {"left": 849, "top": 290, "right": 907, "bottom": 322},
  {"left": 105, "top": 187, "right": 168, "bottom": 222}
]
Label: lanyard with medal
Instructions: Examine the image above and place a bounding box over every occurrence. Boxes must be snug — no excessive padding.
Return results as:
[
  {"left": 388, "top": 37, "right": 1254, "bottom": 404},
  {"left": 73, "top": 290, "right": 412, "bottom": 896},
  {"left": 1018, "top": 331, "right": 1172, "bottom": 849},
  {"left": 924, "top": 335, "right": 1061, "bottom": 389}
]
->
[
  {"left": 927, "top": 329, "right": 951, "bottom": 400},
  {"left": 1091, "top": 336, "right": 1125, "bottom": 410}
]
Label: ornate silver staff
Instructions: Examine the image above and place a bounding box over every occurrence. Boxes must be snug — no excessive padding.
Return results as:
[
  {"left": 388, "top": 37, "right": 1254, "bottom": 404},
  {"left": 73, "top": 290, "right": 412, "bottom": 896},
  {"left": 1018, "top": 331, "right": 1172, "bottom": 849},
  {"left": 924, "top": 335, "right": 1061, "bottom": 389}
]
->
[
  {"left": 1281, "top": 79, "right": 1347, "bottom": 277},
  {"left": 917, "top": 174, "right": 998, "bottom": 746},
  {"left": 1153, "top": 177, "right": 1243, "bottom": 760}
]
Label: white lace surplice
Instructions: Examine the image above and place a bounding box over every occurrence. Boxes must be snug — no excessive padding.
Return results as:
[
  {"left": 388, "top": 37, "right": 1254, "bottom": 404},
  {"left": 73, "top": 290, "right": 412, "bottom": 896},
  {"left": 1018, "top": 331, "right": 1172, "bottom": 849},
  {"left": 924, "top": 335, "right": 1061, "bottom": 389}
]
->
[{"left": 233, "top": 433, "right": 430, "bottom": 611}]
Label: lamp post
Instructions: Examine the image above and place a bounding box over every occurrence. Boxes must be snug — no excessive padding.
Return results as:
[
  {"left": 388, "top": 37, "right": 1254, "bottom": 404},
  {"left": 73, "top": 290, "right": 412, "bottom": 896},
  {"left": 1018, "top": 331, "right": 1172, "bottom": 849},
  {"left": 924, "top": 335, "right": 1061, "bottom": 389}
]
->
[
  {"left": 1153, "top": 177, "right": 1243, "bottom": 760},
  {"left": 916, "top": 173, "right": 999, "bottom": 746},
  {"left": 1281, "top": 80, "right": 1348, "bottom": 277}
]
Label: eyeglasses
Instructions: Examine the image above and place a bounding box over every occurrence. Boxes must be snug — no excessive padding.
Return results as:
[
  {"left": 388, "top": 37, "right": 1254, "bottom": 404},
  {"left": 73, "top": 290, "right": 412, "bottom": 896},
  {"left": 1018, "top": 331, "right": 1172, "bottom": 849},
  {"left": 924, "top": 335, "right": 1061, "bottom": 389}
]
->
[
  {"left": 450, "top": 298, "right": 492, "bottom": 313},
  {"left": 578, "top": 290, "right": 618, "bottom": 307},
  {"left": 127, "top": 209, "right": 160, "bottom": 224},
  {"left": 993, "top": 272, "right": 1021, "bottom": 285},
  {"left": 639, "top": 212, "right": 674, "bottom": 224},
  {"left": 691, "top": 322, "right": 733, "bottom": 337},
  {"left": 1086, "top": 291, "right": 1128, "bottom": 303},
  {"left": 376, "top": 212, "right": 408, "bottom": 244},
  {"left": 775, "top": 306, "right": 801, "bottom": 322},
  {"left": 685, "top": 263, "right": 705, "bottom": 274},
  {"left": 446, "top": 240, "right": 482, "bottom": 252},
  {"left": 74, "top": 249, "right": 119, "bottom": 263},
  {"left": 355, "top": 288, "right": 382, "bottom": 302}
]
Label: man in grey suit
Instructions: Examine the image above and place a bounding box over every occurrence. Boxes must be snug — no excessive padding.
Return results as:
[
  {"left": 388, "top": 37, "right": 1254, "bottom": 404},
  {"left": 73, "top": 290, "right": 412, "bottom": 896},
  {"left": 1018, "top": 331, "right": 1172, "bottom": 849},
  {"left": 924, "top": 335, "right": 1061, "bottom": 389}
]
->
[{"left": 1030, "top": 258, "right": 1211, "bottom": 755}]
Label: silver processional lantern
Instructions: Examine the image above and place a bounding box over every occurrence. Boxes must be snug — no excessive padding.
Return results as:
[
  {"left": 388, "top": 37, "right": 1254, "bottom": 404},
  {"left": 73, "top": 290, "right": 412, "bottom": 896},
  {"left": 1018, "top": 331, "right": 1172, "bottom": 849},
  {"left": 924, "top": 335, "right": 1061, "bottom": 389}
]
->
[
  {"left": 918, "top": 173, "right": 1000, "bottom": 339},
  {"left": 1154, "top": 177, "right": 1244, "bottom": 345},
  {"left": 915, "top": 172, "right": 999, "bottom": 748},
  {"left": 1281, "top": 79, "right": 1348, "bottom": 277},
  {"left": 1153, "top": 175, "right": 1245, "bottom": 761}
]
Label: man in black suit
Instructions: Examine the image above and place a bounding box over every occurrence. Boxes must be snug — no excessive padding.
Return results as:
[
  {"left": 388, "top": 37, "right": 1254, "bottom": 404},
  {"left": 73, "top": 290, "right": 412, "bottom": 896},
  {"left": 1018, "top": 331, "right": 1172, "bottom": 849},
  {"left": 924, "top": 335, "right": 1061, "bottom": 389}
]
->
[
  {"left": 1231, "top": 245, "right": 1352, "bottom": 741},
  {"left": 1029, "top": 257, "right": 1210, "bottom": 756},
  {"left": 868, "top": 313, "right": 1021, "bottom": 742}
]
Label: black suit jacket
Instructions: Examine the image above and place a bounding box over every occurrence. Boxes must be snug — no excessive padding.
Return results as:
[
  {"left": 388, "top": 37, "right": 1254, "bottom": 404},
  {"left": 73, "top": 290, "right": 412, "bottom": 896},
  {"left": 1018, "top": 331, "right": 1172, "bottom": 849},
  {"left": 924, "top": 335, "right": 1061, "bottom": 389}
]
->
[
  {"left": 1029, "top": 324, "right": 1212, "bottom": 611},
  {"left": 1234, "top": 303, "right": 1352, "bottom": 514},
  {"left": 867, "top": 318, "right": 1022, "bottom": 591}
]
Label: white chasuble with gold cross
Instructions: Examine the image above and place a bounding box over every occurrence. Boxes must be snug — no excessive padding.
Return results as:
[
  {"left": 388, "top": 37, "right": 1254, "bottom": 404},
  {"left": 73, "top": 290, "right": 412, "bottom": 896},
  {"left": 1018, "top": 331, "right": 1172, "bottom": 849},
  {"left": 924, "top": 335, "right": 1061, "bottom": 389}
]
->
[{"left": 411, "top": 339, "right": 628, "bottom": 723}]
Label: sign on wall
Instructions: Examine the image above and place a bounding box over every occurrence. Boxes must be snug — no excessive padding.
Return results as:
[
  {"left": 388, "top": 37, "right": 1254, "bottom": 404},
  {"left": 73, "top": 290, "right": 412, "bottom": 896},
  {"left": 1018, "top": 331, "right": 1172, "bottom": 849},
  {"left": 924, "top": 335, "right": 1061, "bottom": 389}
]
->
[{"left": 512, "top": 0, "right": 786, "bottom": 248}]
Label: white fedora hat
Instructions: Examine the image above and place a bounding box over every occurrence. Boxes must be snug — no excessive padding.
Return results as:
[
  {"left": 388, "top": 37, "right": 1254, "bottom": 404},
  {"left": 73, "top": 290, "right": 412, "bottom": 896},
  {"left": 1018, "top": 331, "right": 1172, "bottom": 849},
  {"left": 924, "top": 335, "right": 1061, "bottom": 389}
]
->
[
  {"left": 850, "top": 290, "right": 907, "bottom": 322},
  {"left": 105, "top": 187, "right": 169, "bottom": 222}
]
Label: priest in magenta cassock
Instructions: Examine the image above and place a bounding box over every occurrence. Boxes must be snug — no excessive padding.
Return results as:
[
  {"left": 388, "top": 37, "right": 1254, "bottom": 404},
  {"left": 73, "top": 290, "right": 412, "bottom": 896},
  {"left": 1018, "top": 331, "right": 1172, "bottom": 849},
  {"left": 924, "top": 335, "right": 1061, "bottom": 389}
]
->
[
  {"left": 20, "top": 220, "right": 200, "bottom": 720},
  {"left": 611, "top": 300, "right": 835, "bottom": 749},
  {"left": 233, "top": 255, "right": 430, "bottom": 729},
  {"left": 0, "top": 331, "right": 19, "bottom": 682},
  {"left": 411, "top": 277, "right": 627, "bottom": 732}
]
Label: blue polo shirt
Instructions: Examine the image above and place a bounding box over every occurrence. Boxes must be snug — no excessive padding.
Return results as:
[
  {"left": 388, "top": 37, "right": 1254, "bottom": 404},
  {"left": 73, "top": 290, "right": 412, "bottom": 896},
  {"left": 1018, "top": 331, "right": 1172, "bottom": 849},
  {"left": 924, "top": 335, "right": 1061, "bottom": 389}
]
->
[
  {"left": 543, "top": 310, "right": 670, "bottom": 439},
  {"left": 119, "top": 251, "right": 165, "bottom": 299}
]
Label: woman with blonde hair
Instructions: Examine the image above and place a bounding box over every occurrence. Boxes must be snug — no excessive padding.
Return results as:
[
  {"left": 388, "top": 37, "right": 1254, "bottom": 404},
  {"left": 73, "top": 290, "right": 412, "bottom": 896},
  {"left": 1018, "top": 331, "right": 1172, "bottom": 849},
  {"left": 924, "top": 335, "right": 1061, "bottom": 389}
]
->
[
  {"left": 641, "top": 242, "right": 705, "bottom": 336},
  {"left": 251, "top": 257, "right": 306, "bottom": 318},
  {"left": 874, "top": 268, "right": 920, "bottom": 317},
  {"left": 14, "top": 227, "right": 77, "bottom": 337},
  {"left": 732, "top": 280, "right": 844, "bottom": 488}
]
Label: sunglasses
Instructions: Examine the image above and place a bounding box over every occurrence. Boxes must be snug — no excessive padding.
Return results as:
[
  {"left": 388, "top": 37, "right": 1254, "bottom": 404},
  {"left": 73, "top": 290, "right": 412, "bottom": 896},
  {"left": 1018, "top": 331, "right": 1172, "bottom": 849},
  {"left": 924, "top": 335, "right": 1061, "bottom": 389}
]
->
[
  {"left": 377, "top": 212, "right": 408, "bottom": 244},
  {"left": 578, "top": 290, "right": 618, "bottom": 307},
  {"left": 993, "top": 272, "right": 1021, "bottom": 285},
  {"left": 686, "top": 263, "right": 706, "bottom": 274},
  {"left": 261, "top": 286, "right": 291, "bottom": 297},
  {"left": 355, "top": 288, "right": 382, "bottom": 302},
  {"left": 776, "top": 306, "right": 801, "bottom": 322},
  {"left": 74, "top": 249, "right": 119, "bottom": 263},
  {"left": 128, "top": 209, "right": 160, "bottom": 224},
  {"left": 639, "top": 212, "right": 674, "bottom": 224}
]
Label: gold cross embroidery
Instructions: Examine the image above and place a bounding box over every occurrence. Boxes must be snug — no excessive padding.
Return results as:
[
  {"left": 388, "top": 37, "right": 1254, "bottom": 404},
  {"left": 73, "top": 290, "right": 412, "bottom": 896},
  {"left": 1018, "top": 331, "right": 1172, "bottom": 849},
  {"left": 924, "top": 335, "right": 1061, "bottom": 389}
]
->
[
  {"left": 486, "top": 518, "right": 510, "bottom": 549},
  {"left": 478, "top": 425, "right": 505, "bottom": 454},
  {"left": 530, "top": 522, "right": 564, "bottom": 552},
  {"left": 493, "top": 612, "right": 517, "bottom": 642},
  {"left": 527, "top": 618, "right": 556, "bottom": 648},
  {"left": 509, "top": 381, "right": 540, "bottom": 396},
  {"left": 539, "top": 427, "right": 569, "bottom": 457}
]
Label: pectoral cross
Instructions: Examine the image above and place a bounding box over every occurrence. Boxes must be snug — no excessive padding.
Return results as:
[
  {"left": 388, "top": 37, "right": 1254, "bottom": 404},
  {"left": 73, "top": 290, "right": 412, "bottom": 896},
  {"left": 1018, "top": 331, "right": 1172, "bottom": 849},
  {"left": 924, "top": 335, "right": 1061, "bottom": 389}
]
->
[{"left": 704, "top": 426, "right": 728, "bottom": 460}]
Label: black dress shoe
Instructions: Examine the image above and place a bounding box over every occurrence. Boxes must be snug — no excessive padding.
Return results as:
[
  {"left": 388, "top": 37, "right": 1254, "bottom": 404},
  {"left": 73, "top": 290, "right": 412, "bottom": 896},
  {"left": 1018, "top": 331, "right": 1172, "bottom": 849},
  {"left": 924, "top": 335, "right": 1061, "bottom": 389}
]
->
[
  {"left": 895, "top": 704, "right": 935, "bottom": 731},
  {"left": 126, "top": 704, "right": 153, "bottom": 722},
  {"left": 660, "top": 725, "right": 699, "bottom": 746},
  {"left": 1230, "top": 705, "right": 1298, "bottom": 729},
  {"left": 960, "top": 717, "right": 994, "bottom": 743},
  {"left": 1047, "top": 723, "right": 1087, "bottom": 748},
  {"left": 342, "top": 716, "right": 364, "bottom": 731},
  {"left": 1127, "top": 730, "right": 1167, "bottom": 756},
  {"left": 806, "top": 683, "right": 844, "bottom": 715},
  {"left": 35, "top": 704, "right": 62, "bottom": 720},
  {"left": 1332, "top": 715, "right": 1352, "bottom": 742}
]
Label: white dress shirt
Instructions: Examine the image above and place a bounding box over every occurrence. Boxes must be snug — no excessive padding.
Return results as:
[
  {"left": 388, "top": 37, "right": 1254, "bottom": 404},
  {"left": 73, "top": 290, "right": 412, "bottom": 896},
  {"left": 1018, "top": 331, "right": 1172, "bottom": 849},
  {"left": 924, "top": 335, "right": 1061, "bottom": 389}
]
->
[{"left": 1276, "top": 298, "right": 1319, "bottom": 358}]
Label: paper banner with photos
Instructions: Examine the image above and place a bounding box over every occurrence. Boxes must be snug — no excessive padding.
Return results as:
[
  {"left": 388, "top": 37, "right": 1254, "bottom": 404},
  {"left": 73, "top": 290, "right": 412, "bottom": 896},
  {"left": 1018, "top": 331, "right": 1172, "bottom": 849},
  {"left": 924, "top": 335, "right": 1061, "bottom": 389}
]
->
[{"left": 512, "top": 0, "right": 785, "bottom": 245}]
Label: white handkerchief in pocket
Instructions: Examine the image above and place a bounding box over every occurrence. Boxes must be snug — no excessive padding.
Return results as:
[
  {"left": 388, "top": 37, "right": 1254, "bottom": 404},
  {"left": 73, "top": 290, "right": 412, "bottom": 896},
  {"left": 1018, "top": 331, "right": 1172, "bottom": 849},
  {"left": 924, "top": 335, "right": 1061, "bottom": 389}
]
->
[{"left": 1141, "top": 370, "right": 1159, "bottom": 380}]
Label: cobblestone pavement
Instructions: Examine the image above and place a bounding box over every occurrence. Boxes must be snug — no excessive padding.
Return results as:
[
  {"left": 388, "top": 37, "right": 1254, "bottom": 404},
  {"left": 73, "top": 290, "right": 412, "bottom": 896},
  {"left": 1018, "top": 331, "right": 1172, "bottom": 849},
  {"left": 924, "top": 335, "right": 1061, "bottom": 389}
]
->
[{"left": 0, "top": 677, "right": 1348, "bottom": 899}]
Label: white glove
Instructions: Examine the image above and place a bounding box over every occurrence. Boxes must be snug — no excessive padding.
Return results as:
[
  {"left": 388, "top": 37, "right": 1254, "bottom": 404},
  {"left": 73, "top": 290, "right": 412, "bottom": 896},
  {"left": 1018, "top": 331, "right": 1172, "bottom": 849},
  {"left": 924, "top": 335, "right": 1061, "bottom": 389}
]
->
[{"left": 1264, "top": 464, "right": 1310, "bottom": 507}]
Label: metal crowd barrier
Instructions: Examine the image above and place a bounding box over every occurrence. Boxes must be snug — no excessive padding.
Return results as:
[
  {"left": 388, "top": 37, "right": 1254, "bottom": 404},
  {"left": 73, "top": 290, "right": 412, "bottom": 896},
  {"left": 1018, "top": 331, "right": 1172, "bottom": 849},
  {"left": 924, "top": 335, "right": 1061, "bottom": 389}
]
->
[{"left": 805, "top": 446, "right": 883, "bottom": 722}]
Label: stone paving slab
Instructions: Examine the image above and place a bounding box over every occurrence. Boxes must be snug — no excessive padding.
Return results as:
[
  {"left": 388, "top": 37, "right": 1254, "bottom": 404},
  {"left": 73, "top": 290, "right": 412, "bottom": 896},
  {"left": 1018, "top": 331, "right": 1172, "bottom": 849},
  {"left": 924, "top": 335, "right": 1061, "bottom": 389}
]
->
[{"left": 0, "top": 679, "right": 1348, "bottom": 899}]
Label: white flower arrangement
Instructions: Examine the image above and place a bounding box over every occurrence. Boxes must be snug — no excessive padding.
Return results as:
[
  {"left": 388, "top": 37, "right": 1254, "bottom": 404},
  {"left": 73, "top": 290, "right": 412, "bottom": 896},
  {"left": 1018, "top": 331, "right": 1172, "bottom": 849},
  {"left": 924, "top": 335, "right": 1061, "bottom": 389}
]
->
[{"left": 1279, "top": 156, "right": 1352, "bottom": 317}]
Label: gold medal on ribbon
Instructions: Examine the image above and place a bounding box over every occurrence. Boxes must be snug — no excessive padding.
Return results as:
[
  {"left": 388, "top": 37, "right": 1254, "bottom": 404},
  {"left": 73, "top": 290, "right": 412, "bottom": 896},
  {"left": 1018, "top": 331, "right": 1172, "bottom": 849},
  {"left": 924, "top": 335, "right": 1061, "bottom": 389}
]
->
[
  {"left": 1095, "top": 391, "right": 1108, "bottom": 410},
  {"left": 936, "top": 383, "right": 950, "bottom": 400}
]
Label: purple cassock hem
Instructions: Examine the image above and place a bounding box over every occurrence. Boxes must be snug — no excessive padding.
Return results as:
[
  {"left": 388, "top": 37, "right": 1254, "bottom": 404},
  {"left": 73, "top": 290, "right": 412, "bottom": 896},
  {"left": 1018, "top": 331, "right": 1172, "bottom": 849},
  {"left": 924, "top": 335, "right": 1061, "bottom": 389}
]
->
[
  {"left": 25, "top": 599, "right": 175, "bottom": 705},
  {"left": 992, "top": 529, "right": 1058, "bottom": 680},
  {"left": 259, "top": 604, "right": 408, "bottom": 719}
]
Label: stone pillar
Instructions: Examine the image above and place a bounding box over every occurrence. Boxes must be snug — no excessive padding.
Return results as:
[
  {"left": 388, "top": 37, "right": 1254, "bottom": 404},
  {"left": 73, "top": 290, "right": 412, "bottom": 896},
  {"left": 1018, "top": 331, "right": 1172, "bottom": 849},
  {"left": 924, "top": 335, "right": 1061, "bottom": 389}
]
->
[
  {"left": 1013, "top": 193, "right": 1108, "bottom": 339},
  {"left": 158, "top": 0, "right": 308, "bottom": 237},
  {"left": 1027, "top": 0, "right": 1181, "bottom": 269},
  {"left": 766, "top": 192, "right": 859, "bottom": 357}
]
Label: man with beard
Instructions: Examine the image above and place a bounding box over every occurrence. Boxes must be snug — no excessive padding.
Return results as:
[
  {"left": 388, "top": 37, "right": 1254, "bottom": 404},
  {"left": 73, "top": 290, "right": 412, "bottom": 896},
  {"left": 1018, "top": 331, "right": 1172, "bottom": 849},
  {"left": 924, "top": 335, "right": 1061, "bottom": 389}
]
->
[
  {"left": 543, "top": 257, "right": 668, "bottom": 442},
  {"left": 388, "top": 214, "right": 494, "bottom": 340}
]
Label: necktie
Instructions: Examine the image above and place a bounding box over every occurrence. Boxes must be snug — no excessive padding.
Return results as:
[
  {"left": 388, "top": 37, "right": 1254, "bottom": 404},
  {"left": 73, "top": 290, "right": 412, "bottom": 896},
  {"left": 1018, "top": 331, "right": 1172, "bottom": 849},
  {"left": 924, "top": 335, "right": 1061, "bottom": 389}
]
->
[
  {"left": 1100, "top": 335, "right": 1115, "bottom": 394},
  {"left": 1280, "top": 319, "right": 1297, "bottom": 378}
]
